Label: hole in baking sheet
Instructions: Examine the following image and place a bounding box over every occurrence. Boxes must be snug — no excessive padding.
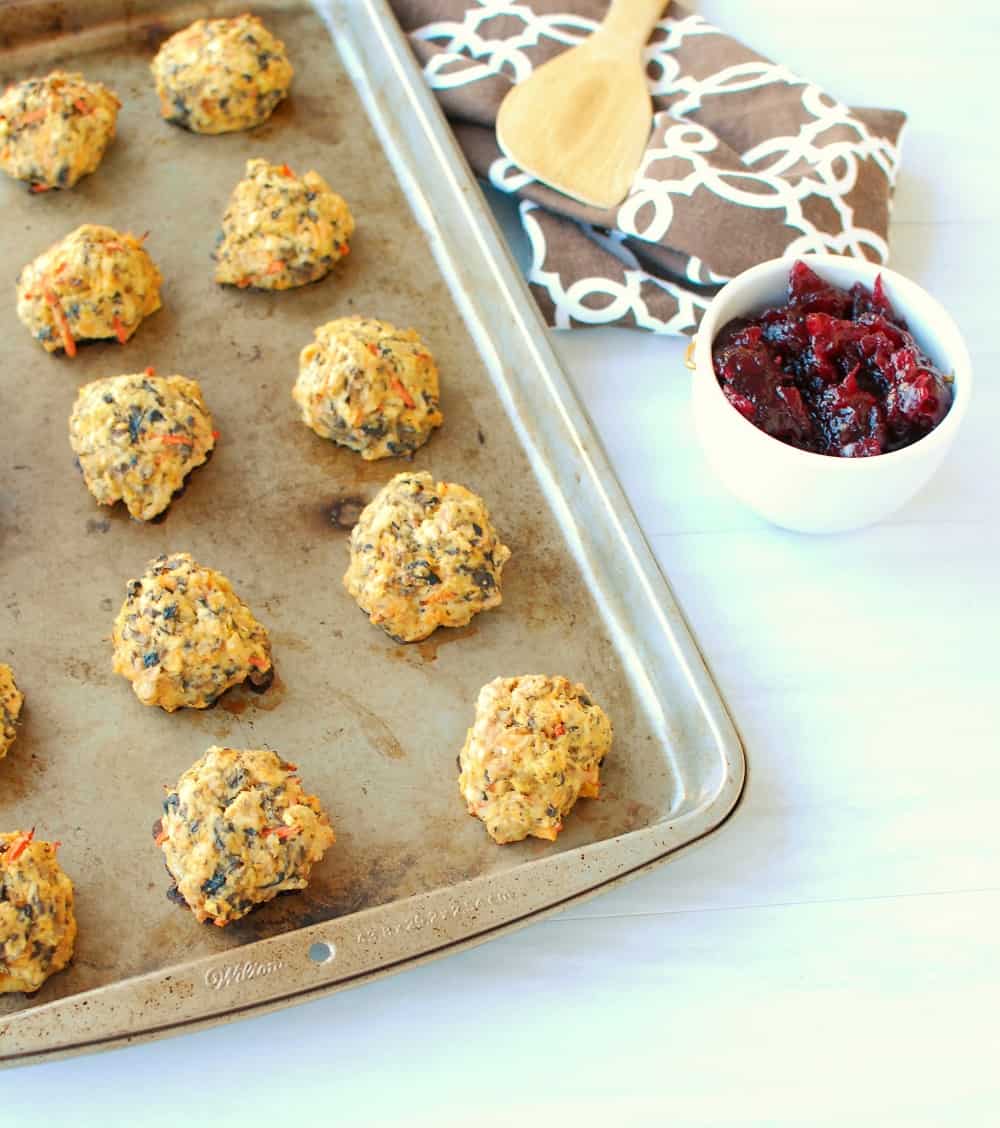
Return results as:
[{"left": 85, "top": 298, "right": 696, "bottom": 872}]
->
[{"left": 308, "top": 941, "right": 336, "bottom": 964}]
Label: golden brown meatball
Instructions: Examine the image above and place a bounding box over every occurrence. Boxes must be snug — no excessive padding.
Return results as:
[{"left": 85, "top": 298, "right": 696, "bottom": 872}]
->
[
  {"left": 214, "top": 159, "right": 354, "bottom": 290},
  {"left": 0, "top": 72, "right": 119, "bottom": 190},
  {"left": 112, "top": 553, "right": 273, "bottom": 712},
  {"left": 69, "top": 370, "right": 216, "bottom": 521},
  {"left": 293, "top": 317, "right": 443, "bottom": 460},
  {"left": 458, "top": 675, "right": 612, "bottom": 844},
  {"left": 155, "top": 746, "right": 334, "bottom": 926},
  {"left": 0, "top": 830, "right": 76, "bottom": 994},
  {"left": 151, "top": 14, "right": 293, "bottom": 134},
  {"left": 345, "top": 472, "right": 511, "bottom": 643},
  {"left": 16, "top": 225, "right": 162, "bottom": 355}
]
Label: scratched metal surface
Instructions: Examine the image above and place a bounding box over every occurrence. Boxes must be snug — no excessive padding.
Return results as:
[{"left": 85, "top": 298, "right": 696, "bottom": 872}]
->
[{"left": 0, "top": 0, "right": 702, "bottom": 1027}]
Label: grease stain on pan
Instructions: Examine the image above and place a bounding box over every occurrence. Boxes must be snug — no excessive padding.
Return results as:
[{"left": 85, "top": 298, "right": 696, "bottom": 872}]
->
[
  {"left": 332, "top": 691, "right": 404, "bottom": 760},
  {"left": 269, "top": 631, "right": 310, "bottom": 653},
  {"left": 349, "top": 459, "right": 397, "bottom": 485},
  {"left": 218, "top": 696, "right": 248, "bottom": 717},
  {"left": 189, "top": 672, "right": 286, "bottom": 728},
  {"left": 0, "top": 747, "right": 48, "bottom": 803},
  {"left": 281, "top": 91, "right": 340, "bottom": 145},
  {"left": 327, "top": 494, "right": 366, "bottom": 531},
  {"left": 415, "top": 624, "right": 478, "bottom": 663},
  {"left": 296, "top": 493, "right": 366, "bottom": 535},
  {"left": 382, "top": 626, "right": 480, "bottom": 666},
  {"left": 64, "top": 656, "right": 111, "bottom": 687},
  {"left": 192, "top": 708, "right": 240, "bottom": 742}
]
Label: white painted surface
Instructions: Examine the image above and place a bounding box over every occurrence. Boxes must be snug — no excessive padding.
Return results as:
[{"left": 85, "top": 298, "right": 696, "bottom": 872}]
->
[{"left": 5, "top": 2, "right": 999, "bottom": 1123}]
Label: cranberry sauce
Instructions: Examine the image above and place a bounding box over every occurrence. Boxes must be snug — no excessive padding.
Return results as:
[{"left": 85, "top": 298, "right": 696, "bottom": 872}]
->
[{"left": 712, "top": 261, "right": 953, "bottom": 457}]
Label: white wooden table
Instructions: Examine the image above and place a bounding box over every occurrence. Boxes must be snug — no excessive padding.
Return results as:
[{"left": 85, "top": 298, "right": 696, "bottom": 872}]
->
[{"left": 6, "top": 2, "right": 998, "bottom": 1122}]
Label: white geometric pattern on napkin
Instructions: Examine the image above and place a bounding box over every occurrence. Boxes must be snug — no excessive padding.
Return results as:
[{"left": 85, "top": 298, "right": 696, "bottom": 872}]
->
[
  {"left": 520, "top": 200, "right": 714, "bottom": 333},
  {"left": 413, "top": 2, "right": 904, "bottom": 334}
]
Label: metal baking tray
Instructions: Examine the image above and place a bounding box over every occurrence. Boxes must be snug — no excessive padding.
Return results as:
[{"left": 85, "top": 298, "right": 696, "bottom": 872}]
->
[{"left": 0, "top": 0, "right": 744, "bottom": 1065}]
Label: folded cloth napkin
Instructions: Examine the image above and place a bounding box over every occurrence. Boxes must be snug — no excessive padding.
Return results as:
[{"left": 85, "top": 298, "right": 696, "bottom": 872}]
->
[{"left": 388, "top": 0, "right": 906, "bottom": 334}]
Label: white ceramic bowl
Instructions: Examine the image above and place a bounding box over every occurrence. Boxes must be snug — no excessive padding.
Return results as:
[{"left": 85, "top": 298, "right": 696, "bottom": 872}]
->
[{"left": 692, "top": 253, "right": 972, "bottom": 533}]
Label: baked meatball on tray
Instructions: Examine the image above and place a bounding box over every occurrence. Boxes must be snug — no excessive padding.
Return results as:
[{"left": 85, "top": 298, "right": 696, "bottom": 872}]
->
[{"left": 0, "top": 0, "right": 743, "bottom": 1064}]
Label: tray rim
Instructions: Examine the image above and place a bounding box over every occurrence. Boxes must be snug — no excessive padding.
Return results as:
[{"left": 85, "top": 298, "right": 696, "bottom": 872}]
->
[{"left": 0, "top": 0, "right": 746, "bottom": 1066}]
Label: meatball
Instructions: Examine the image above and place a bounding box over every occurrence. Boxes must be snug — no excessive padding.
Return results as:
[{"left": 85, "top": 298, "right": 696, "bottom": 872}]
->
[
  {"left": 0, "top": 665, "right": 24, "bottom": 760},
  {"left": 155, "top": 746, "right": 335, "bottom": 926},
  {"left": 150, "top": 14, "right": 293, "bottom": 134},
  {"left": 0, "top": 71, "right": 120, "bottom": 190},
  {"left": 458, "top": 675, "right": 612, "bottom": 844},
  {"left": 0, "top": 830, "right": 76, "bottom": 994},
  {"left": 69, "top": 370, "right": 216, "bottom": 521},
  {"left": 16, "top": 224, "right": 162, "bottom": 355},
  {"left": 112, "top": 553, "right": 273, "bottom": 712},
  {"left": 345, "top": 471, "right": 511, "bottom": 643},
  {"left": 293, "top": 317, "right": 443, "bottom": 460},
  {"left": 214, "top": 158, "right": 354, "bottom": 290}
]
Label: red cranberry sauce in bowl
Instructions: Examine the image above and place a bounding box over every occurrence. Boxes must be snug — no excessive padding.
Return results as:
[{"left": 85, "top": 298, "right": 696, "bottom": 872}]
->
[{"left": 711, "top": 260, "right": 953, "bottom": 458}]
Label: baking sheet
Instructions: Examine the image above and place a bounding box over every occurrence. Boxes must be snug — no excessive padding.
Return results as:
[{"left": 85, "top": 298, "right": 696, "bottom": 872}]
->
[{"left": 0, "top": 0, "right": 744, "bottom": 1063}]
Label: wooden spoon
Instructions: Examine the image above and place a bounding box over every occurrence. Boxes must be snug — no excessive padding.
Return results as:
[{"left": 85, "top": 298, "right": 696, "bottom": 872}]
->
[{"left": 496, "top": 0, "right": 667, "bottom": 211}]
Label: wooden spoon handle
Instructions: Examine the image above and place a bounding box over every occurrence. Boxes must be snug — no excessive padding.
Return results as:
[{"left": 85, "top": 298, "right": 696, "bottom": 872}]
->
[{"left": 601, "top": 0, "right": 669, "bottom": 51}]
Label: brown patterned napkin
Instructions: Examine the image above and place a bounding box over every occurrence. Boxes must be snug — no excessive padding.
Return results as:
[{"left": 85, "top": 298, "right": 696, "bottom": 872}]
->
[{"left": 388, "top": 0, "right": 906, "bottom": 334}]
